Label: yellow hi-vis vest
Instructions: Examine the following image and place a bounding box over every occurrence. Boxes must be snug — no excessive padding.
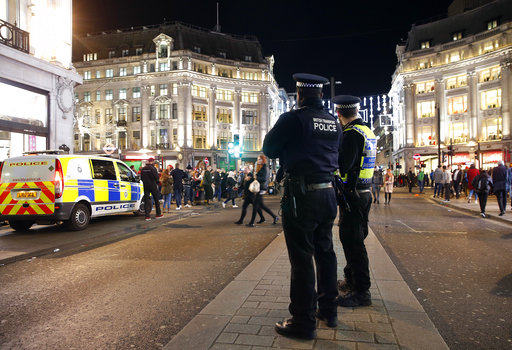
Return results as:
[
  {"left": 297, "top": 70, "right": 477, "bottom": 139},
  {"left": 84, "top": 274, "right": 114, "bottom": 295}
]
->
[{"left": 341, "top": 124, "right": 377, "bottom": 185}]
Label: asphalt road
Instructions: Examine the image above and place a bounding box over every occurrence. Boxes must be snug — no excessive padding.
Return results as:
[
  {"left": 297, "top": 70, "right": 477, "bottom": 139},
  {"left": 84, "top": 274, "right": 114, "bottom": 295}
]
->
[
  {"left": 369, "top": 188, "right": 512, "bottom": 350},
  {"left": 0, "top": 197, "right": 282, "bottom": 349}
]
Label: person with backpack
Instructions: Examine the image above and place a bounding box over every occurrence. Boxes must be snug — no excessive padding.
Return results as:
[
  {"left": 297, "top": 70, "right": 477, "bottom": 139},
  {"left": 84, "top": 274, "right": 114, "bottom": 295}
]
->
[
  {"left": 473, "top": 170, "right": 492, "bottom": 218},
  {"left": 491, "top": 160, "right": 509, "bottom": 216}
]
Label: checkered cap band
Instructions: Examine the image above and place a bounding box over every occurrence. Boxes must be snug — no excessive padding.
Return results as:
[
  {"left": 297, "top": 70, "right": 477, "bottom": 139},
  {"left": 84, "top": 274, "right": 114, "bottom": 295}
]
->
[
  {"left": 296, "top": 82, "right": 323, "bottom": 88},
  {"left": 335, "top": 103, "right": 360, "bottom": 109}
]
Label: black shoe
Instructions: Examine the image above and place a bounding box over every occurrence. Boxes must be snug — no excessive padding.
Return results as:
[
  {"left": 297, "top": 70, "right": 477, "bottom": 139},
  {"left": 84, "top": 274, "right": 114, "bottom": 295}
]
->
[
  {"left": 246, "top": 223, "right": 255, "bottom": 227},
  {"left": 337, "top": 290, "right": 371, "bottom": 307},
  {"left": 234, "top": 220, "right": 243, "bottom": 225},
  {"left": 315, "top": 311, "right": 337, "bottom": 328},
  {"left": 499, "top": 211, "right": 505, "bottom": 216},
  {"left": 275, "top": 319, "right": 316, "bottom": 340},
  {"left": 337, "top": 279, "right": 353, "bottom": 294},
  {"left": 273, "top": 216, "right": 279, "bottom": 224},
  {"left": 257, "top": 218, "right": 266, "bottom": 224}
]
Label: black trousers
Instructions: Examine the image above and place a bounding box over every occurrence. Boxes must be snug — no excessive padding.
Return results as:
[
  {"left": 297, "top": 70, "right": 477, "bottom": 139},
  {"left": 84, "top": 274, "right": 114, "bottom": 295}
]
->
[
  {"left": 495, "top": 190, "right": 507, "bottom": 213},
  {"left": 478, "top": 191, "right": 488, "bottom": 213},
  {"left": 144, "top": 183, "right": 161, "bottom": 217},
  {"left": 282, "top": 188, "right": 338, "bottom": 330},
  {"left": 339, "top": 191, "right": 372, "bottom": 293},
  {"left": 250, "top": 193, "right": 276, "bottom": 224},
  {"left": 238, "top": 195, "right": 261, "bottom": 222}
]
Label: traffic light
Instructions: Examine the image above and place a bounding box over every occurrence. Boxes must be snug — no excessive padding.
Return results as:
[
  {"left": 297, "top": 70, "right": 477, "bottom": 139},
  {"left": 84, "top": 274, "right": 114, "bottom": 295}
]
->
[
  {"left": 234, "top": 134, "right": 239, "bottom": 147},
  {"left": 447, "top": 145, "right": 454, "bottom": 156}
]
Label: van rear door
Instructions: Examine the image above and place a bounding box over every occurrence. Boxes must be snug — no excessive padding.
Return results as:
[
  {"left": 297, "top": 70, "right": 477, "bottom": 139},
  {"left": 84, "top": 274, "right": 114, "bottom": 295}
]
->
[{"left": 0, "top": 157, "right": 56, "bottom": 216}]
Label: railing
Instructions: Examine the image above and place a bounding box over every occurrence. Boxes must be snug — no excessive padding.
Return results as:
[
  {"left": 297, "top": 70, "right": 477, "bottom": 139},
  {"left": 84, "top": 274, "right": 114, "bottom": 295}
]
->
[{"left": 0, "top": 19, "right": 29, "bottom": 53}]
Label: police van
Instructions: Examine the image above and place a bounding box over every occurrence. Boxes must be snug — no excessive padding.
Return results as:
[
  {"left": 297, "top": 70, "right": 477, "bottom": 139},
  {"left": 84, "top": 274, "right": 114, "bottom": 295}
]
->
[{"left": 0, "top": 152, "right": 144, "bottom": 231}]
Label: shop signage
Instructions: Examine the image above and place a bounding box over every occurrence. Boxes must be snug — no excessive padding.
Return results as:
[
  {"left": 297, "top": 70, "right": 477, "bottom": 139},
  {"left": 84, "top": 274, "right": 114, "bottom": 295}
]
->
[
  {"left": 482, "top": 151, "right": 503, "bottom": 164},
  {"left": 413, "top": 153, "right": 421, "bottom": 161},
  {"left": 103, "top": 143, "right": 117, "bottom": 154},
  {"left": 452, "top": 153, "right": 470, "bottom": 164}
]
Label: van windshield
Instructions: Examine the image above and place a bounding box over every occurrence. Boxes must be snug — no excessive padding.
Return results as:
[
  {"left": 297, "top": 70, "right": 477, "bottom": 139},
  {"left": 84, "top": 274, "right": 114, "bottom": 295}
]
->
[{"left": 1, "top": 158, "right": 55, "bottom": 183}]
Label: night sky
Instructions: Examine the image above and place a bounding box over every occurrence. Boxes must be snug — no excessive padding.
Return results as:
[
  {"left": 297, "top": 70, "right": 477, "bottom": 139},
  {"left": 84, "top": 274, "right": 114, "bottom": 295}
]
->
[{"left": 73, "top": 0, "right": 454, "bottom": 97}]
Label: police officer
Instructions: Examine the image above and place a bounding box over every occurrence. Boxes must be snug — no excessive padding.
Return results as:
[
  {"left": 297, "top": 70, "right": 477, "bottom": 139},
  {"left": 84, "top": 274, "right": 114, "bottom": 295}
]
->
[
  {"left": 140, "top": 157, "right": 163, "bottom": 220},
  {"left": 333, "top": 95, "right": 376, "bottom": 307},
  {"left": 263, "top": 73, "right": 342, "bottom": 339}
]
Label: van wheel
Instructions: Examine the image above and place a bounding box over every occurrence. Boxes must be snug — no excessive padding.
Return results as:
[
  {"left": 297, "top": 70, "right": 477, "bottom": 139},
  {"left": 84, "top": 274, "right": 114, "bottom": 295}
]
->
[
  {"left": 134, "top": 196, "right": 145, "bottom": 216},
  {"left": 66, "top": 203, "right": 90, "bottom": 231},
  {"left": 9, "top": 221, "right": 33, "bottom": 232}
]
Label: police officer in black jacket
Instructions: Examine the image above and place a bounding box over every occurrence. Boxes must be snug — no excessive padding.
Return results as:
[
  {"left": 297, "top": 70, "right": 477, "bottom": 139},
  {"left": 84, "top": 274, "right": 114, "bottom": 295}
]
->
[
  {"left": 263, "top": 73, "right": 342, "bottom": 340},
  {"left": 333, "top": 95, "right": 377, "bottom": 307},
  {"left": 140, "top": 157, "right": 162, "bottom": 220}
]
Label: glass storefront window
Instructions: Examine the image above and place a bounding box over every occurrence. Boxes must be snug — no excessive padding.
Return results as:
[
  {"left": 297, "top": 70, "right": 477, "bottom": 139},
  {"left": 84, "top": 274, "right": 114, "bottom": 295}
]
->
[
  {"left": 482, "top": 117, "right": 502, "bottom": 141},
  {"left": 448, "top": 122, "right": 467, "bottom": 143},
  {"left": 480, "top": 89, "right": 501, "bottom": 110},
  {"left": 0, "top": 132, "right": 46, "bottom": 159},
  {"left": 417, "top": 126, "right": 436, "bottom": 146},
  {"left": 446, "top": 75, "right": 467, "bottom": 89},
  {"left": 416, "top": 101, "right": 435, "bottom": 118},
  {"left": 447, "top": 96, "right": 468, "bottom": 115},
  {"left": 416, "top": 81, "right": 435, "bottom": 94},
  {"left": 479, "top": 66, "right": 501, "bottom": 83}
]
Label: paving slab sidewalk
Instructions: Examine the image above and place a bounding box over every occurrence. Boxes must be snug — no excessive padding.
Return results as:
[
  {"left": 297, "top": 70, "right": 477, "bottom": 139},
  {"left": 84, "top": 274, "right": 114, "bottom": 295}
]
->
[{"left": 164, "top": 224, "right": 449, "bottom": 350}]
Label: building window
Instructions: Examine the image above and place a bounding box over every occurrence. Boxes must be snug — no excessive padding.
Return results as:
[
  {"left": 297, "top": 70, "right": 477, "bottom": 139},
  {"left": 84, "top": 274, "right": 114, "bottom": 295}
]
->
[
  {"left": 193, "top": 105, "right": 207, "bottom": 121},
  {"left": 84, "top": 71, "right": 91, "bottom": 80},
  {"left": 452, "top": 32, "right": 462, "bottom": 41},
  {"left": 417, "top": 126, "right": 436, "bottom": 146},
  {"left": 481, "top": 40, "right": 499, "bottom": 54},
  {"left": 448, "top": 51, "right": 462, "bottom": 63},
  {"left": 159, "top": 43, "right": 168, "bottom": 58},
  {"left": 217, "top": 132, "right": 230, "bottom": 149},
  {"left": 216, "top": 89, "right": 233, "bottom": 101},
  {"left": 122, "top": 49, "right": 129, "bottom": 57},
  {"left": 193, "top": 46, "right": 201, "bottom": 53},
  {"left": 481, "top": 89, "right": 501, "bottom": 110},
  {"left": 217, "top": 68, "right": 233, "bottom": 78},
  {"left": 217, "top": 108, "right": 232, "bottom": 123},
  {"left": 105, "top": 89, "right": 113, "bottom": 100},
  {"left": 150, "top": 85, "right": 155, "bottom": 96},
  {"left": 244, "top": 55, "right": 252, "bottom": 62},
  {"left": 420, "top": 40, "right": 430, "bottom": 49},
  {"left": 172, "top": 61, "right": 178, "bottom": 70},
  {"left": 119, "top": 88, "right": 127, "bottom": 99},
  {"left": 83, "top": 133, "right": 91, "bottom": 151},
  {"left": 241, "top": 92, "right": 258, "bottom": 103},
  {"left": 118, "top": 131, "right": 127, "bottom": 149},
  {"left": 132, "top": 107, "right": 141, "bottom": 122},
  {"left": 83, "top": 92, "right": 91, "bottom": 102},
  {"left": 482, "top": 117, "right": 502, "bottom": 141},
  {"left": 446, "top": 74, "right": 467, "bottom": 89},
  {"left": 119, "top": 67, "right": 127, "bottom": 77},
  {"left": 447, "top": 96, "right": 468, "bottom": 115},
  {"left": 150, "top": 105, "right": 156, "bottom": 120},
  {"left": 159, "top": 84, "right": 168, "bottom": 96},
  {"left": 133, "top": 66, "right": 141, "bottom": 75},
  {"left": 135, "top": 48, "right": 143, "bottom": 55},
  {"left": 218, "top": 51, "right": 227, "bottom": 58},
  {"left": 83, "top": 53, "right": 97, "bottom": 61},
  {"left": 159, "top": 104, "right": 169, "bottom": 120},
  {"left": 172, "top": 128, "right": 178, "bottom": 147},
  {"left": 241, "top": 71, "right": 257, "bottom": 80},
  {"left": 132, "top": 87, "right": 140, "bottom": 98},
  {"left": 159, "top": 62, "right": 169, "bottom": 71},
  {"left": 416, "top": 101, "right": 435, "bottom": 118},
  {"left": 96, "top": 70, "right": 101, "bottom": 79},
  {"left": 415, "top": 80, "right": 435, "bottom": 94},
  {"left": 133, "top": 130, "right": 141, "bottom": 139},
  {"left": 106, "top": 69, "right": 113, "bottom": 78},
  {"left": 105, "top": 108, "right": 113, "bottom": 123},
  {"left": 150, "top": 130, "right": 156, "bottom": 147},
  {"left": 479, "top": 66, "right": 501, "bottom": 83},
  {"left": 487, "top": 19, "right": 498, "bottom": 30},
  {"left": 448, "top": 122, "right": 467, "bottom": 144},
  {"left": 243, "top": 133, "right": 258, "bottom": 151},
  {"left": 106, "top": 131, "right": 112, "bottom": 145},
  {"left": 192, "top": 85, "right": 207, "bottom": 98},
  {"left": 159, "top": 129, "right": 168, "bottom": 148},
  {"left": 171, "top": 103, "right": 178, "bottom": 119},
  {"left": 118, "top": 107, "right": 127, "bottom": 121},
  {"left": 95, "top": 110, "right": 101, "bottom": 124},
  {"left": 108, "top": 50, "right": 116, "bottom": 58},
  {"left": 193, "top": 130, "right": 207, "bottom": 149},
  {"left": 172, "top": 83, "right": 178, "bottom": 95},
  {"left": 193, "top": 63, "right": 208, "bottom": 74},
  {"left": 242, "top": 110, "right": 258, "bottom": 125},
  {"left": 96, "top": 91, "right": 101, "bottom": 101}
]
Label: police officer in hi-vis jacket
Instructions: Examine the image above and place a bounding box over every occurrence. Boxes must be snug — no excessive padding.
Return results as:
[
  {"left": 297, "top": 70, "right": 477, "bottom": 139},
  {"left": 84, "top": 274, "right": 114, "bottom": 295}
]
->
[
  {"left": 263, "top": 73, "right": 342, "bottom": 340},
  {"left": 333, "top": 95, "right": 376, "bottom": 307}
]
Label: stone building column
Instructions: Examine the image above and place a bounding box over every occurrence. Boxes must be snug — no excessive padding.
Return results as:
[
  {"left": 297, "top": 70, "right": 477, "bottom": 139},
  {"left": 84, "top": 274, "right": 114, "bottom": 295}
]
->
[
  {"left": 501, "top": 61, "right": 511, "bottom": 139},
  {"left": 141, "top": 85, "right": 151, "bottom": 148},
  {"left": 435, "top": 78, "right": 446, "bottom": 144},
  {"left": 468, "top": 69, "right": 478, "bottom": 142},
  {"left": 209, "top": 86, "right": 217, "bottom": 148},
  {"left": 177, "top": 80, "right": 191, "bottom": 148},
  {"left": 233, "top": 89, "right": 241, "bottom": 141},
  {"left": 259, "top": 92, "right": 268, "bottom": 150},
  {"left": 404, "top": 83, "right": 414, "bottom": 147}
]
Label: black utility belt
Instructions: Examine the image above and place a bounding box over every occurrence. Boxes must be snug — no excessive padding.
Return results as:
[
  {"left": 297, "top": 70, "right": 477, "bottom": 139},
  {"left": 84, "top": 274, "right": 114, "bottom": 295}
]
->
[{"left": 306, "top": 182, "right": 333, "bottom": 191}]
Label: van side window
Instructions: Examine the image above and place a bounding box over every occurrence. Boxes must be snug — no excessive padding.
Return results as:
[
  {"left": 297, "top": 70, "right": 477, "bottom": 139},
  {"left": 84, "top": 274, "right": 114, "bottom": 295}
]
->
[
  {"left": 117, "top": 162, "right": 135, "bottom": 182},
  {"left": 91, "top": 159, "right": 117, "bottom": 180}
]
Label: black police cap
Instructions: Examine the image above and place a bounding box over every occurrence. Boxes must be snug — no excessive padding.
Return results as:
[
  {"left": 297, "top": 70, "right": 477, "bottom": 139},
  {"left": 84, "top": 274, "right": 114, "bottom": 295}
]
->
[
  {"left": 293, "top": 73, "right": 329, "bottom": 89},
  {"left": 332, "top": 95, "right": 361, "bottom": 109}
]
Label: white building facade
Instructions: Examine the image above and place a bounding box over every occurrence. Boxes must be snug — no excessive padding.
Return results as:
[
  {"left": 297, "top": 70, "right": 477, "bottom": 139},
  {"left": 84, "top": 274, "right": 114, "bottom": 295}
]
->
[
  {"left": 389, "top": 0, "right": 512, "bottom": 172},
  {"left": 72, "top": 22, "right": 280, "bottom": 170},
  {"left": 0, "top": 0, "right": 82, "bottom": 159}
]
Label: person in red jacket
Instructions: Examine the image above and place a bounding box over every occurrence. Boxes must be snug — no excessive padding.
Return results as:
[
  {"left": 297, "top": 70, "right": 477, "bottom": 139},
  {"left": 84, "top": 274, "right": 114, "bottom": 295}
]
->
[{"left": 467, "top": 164, "right": 480, "bottom": 203}]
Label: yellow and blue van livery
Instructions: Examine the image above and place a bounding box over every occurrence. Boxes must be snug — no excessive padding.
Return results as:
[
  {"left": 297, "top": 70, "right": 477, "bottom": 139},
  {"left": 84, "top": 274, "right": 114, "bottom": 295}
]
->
[{"left": 0, "top": 154, "right": 144, "bottom": 231}]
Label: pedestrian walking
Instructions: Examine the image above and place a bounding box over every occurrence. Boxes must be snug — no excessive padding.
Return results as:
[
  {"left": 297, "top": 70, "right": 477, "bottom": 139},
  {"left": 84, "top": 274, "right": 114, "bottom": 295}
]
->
[
  {"left": 140, "top": 158, "right": 163, "bottom": 220},
  {"left": 417, "top": 168, "right": 425, "bottom": 193},
  {"left": 213, "top": 168, "right": 222, "bottom": 201},
  {"left": 263, "top": 73, "right": 342, "bottom": 339},
  {"left": 160, "top": 169, "right": 173, "bottom": 213},
  {"left": 492, "top": 160, "right": 509, "bottom": 216},
  {"left": 407, "top": 168, "right": 414, "bottom": 193},
  {"left": 222, "top": 171, "right": 238, "bottom": 208},
  {"left": 334, "top": 94, "right": 376, "bottom": 309},
  {"left": 473, "top": 170, "right": 492, "bottom": 217},
  {"left": 183, "top": 165, "right": 193, "bottom": 207},
  {"left": 467, "top": 164, "right": 480, "bottom": 203},
  {"left": 433, "top": 165, "right": 444, "bottom": 198},
  {"left": 371, "top": 167, "right": 383, "bottom": 203},
  {"left": 443, "top": 165, "right": 452, "bottom": 202},
  {"left": 384, "top": 168, "right": 394, "bottom": 204},
  {"left": 452, "top": 165, "right": 463, "bottom": 199},
  {"left": 203, "top": 165, "right": 213, "bottom": 205},
  {"left": 430, "top": 169, "right": 435, "bottom": 188},
  {"left": 171, "top": 163, "right": 186, "bottom": 210},
  {"left": 234, "top": 171, "right": 261, "bottom": 225},
  {"left": 248, "top": 154, "right": 279, "bottom": 226}
]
